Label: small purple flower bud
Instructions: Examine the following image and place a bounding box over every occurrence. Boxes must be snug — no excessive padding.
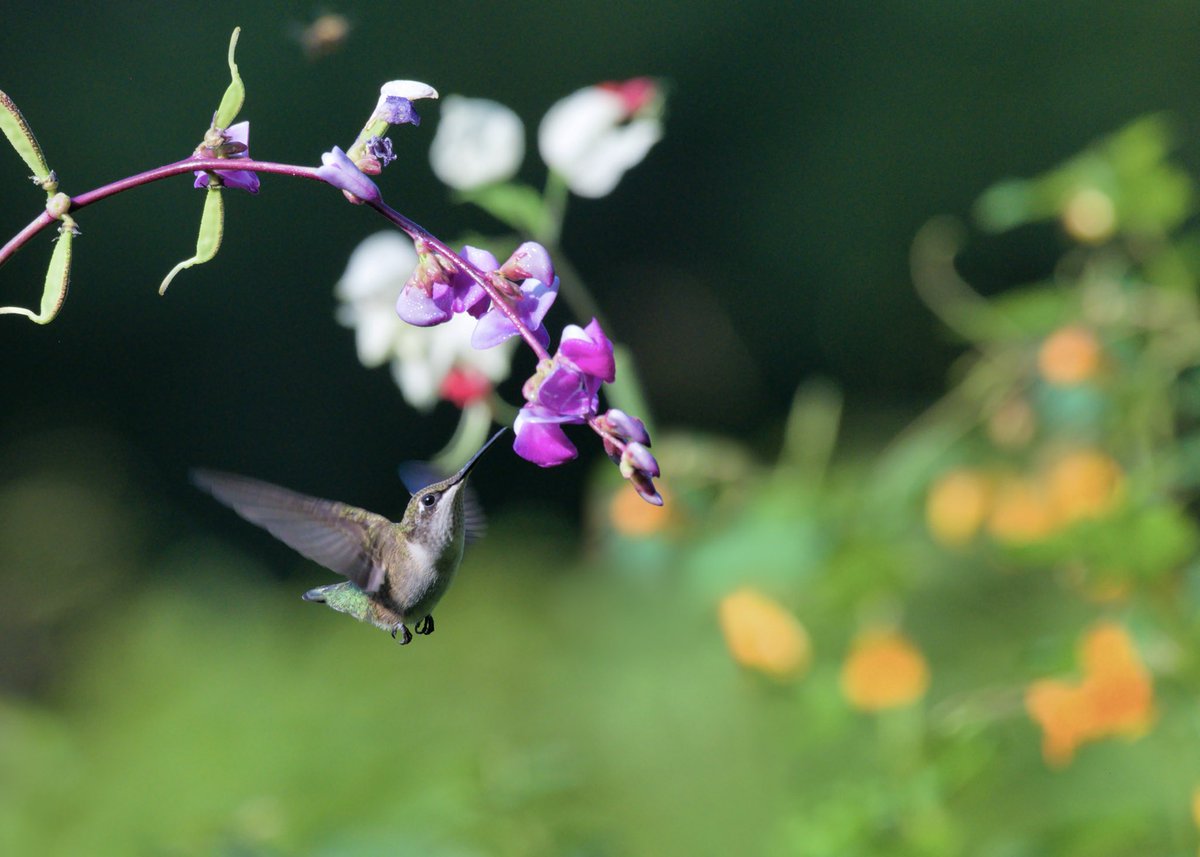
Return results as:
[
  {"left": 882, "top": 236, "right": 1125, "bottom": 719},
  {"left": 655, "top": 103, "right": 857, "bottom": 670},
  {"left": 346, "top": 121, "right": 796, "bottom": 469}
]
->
[
  {"left": 619, "top": 442, "right": 660, "bottom": 479},
  {"left": 630, "top": 470, "right": 664, "bottom": 506},
  {"left": 558, "top": 318, "right": 615, "bottom": 382},
  {"left": 601, "top": 408, "right": 650, "bottom": 446},
  {"left": 367, "top": 135, "right": 397, "bottom": 166},
  {"left": 317, "top": 146, "right": 381, "bottom": 203},
  {"left": 500, "top": 242, "right": 555, "bottom": 286}
]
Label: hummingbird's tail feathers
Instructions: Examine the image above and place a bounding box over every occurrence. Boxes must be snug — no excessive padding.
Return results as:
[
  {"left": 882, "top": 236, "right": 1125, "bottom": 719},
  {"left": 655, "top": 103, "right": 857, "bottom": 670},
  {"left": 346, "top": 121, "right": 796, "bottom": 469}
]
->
[{"left": 190, "top": 469, "right": 390, "bottom": 593}]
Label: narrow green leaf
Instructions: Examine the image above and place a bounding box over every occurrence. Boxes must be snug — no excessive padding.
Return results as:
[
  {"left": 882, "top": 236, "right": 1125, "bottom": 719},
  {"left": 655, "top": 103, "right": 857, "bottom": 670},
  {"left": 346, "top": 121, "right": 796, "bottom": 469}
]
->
[
  {"left": 457, "top": 183, "right": 547, "bottom": 234},
  {"left": 0, "top": 227, "right": 73, "bottom": 324},
  {"left": 159, "top": 187, "right": 224, "bottom": 294},
  {"left": 781, "top": 379, "right": 843, "bottom": 480},
  {"left": 607, "top": 345, "right": 655, "bottom": 435},
  {"left": 0, "top": 89, "right": 51, "bottom": 182},
  {"left": 213, "top": 27, "right": 245, "bottom": 128}
]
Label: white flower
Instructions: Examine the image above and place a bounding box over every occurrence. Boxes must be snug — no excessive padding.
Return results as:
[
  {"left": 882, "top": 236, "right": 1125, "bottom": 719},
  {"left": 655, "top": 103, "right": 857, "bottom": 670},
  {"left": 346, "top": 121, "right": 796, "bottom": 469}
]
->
[
  {"left": 538, "top": 79, "right": 663, "bottom": 198},
  {"left": 430, "top": 95, "right": 525, "bottom": 191},
  {"left": 335, "top": 232, "right": 513, "bottom": 410}
]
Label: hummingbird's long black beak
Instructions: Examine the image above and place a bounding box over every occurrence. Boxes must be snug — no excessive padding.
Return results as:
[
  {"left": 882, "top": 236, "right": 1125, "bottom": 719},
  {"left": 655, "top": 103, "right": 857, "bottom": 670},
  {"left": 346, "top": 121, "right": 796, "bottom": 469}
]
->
[{"left": 448, "top": 427, "right": 508, "bottom": 486}]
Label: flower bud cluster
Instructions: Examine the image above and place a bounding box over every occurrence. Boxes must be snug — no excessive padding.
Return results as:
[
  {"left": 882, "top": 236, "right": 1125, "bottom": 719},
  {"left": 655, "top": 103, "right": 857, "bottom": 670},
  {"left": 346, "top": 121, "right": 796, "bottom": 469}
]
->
[
  {"left": 516, "top": 320, "right": 661, "bottom": 503},
  {"left": 396, "top": 240, "right": 558, "bottom": 351}
]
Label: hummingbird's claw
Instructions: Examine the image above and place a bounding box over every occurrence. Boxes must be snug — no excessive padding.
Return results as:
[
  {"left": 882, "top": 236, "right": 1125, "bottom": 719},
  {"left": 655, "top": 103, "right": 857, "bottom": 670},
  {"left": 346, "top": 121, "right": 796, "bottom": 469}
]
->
[
  {"left": 414, "top": 615, "right": 435, "bottom": 635},
  {"left": 391, "top": 623, "right": 412, "bottom": 645}
]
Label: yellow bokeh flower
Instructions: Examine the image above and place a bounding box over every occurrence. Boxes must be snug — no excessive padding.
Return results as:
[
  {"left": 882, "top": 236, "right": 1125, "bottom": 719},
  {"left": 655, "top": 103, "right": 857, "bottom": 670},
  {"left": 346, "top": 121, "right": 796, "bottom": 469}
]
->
[
  {"left": 1025, "top": 621, "right": 1154, "bottom": 767},
  {"left": 926, "top": 469, "right": 991, "bottom": 547},
  {"left": 718, "top": 588, "right": 811, "bottom": 681},
  {"left": 1038, "top": 325, "right": 1102, "bottom": 386},
  {"left": 840, "top": 629, "right": 930, "bottom": 711}
]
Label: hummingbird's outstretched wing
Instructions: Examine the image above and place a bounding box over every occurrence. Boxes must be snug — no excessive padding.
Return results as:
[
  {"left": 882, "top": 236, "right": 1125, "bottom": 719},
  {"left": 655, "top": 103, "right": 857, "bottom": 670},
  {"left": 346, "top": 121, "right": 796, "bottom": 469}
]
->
[{"left": 191, "top": 470, "right": 392, "bottom": 593}]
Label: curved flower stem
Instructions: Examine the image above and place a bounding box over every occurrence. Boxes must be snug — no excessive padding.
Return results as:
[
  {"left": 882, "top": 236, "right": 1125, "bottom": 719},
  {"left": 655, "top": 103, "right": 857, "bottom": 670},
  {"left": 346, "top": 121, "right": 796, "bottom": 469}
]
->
[
  {"left": 0, "top": 158, "right": 323, "bottom": 269},
  {"left": 366, "top": 198, "right": 553, "bottom": 363}
]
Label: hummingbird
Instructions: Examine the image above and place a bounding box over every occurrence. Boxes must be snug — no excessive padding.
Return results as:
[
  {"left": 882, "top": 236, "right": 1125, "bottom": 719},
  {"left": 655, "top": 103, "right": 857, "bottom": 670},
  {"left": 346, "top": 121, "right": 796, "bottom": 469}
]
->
[{"left": 191, "top": 428, "right": 506, "bottom": 644}]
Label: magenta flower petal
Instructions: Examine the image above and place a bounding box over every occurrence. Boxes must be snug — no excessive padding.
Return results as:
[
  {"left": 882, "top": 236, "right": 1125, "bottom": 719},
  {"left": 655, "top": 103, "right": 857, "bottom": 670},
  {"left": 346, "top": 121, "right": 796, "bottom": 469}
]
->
[
  {"left": 536, "top": 363, "right": 600, "bottom": 417},
  {"left": 559, "top": 318, "right": 615, "bottom": 382},
  {"left": 513, "top": 409, "right": 580, "bottom": 466}
]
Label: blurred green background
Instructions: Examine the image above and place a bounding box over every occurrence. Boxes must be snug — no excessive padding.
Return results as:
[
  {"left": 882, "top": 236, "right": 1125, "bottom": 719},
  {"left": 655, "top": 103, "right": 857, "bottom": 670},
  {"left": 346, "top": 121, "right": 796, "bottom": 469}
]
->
[{"left": 5, "top": 2, "right": 1200, "bottom": 855}]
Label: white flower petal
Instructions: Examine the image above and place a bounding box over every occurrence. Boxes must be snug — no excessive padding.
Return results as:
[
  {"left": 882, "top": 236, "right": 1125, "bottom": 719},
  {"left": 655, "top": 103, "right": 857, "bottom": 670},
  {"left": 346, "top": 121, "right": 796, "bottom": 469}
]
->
[
  {"left": 429, "top": 95, "right": 525, "bottom": 191},
  {"left": 336, "top": 232, "right": 417, "bottom": 301},
  {"left": 558, "top": 117, "right": 662, "bottom": 198},
  {"left": 538, "top": 86, "right": 661, "bottom": 198},
  {"left": 380, "top": 80, "right": 439, "bottom": 101}
]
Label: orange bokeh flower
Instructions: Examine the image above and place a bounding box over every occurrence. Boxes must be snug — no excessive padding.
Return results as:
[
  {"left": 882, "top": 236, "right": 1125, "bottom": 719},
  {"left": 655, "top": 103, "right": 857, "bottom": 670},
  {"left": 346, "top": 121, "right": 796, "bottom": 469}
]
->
[
  {"left": 1024, "top": 621, "right": 1154, "bottom": 767},
  {"left": 718, "top": 588, "right": 811, "bottom": 681},
  {"left": 609, "top": 482, "right": 671, "bottom": 537},
  {"left": 840, "top": 629, "right": 930, "bottom": 711},
  {"left": 1047, "top": 449, "right": 1124, "bottom": 524},
  {"left": 986, "top": 475, "right": 1059, "bottom": 545},
  {"left": 1038, "top": 325, "right": 1102, "bottom": 386},
  {"left": 926, "top": 469, "right": 991, "bottom": 547}
]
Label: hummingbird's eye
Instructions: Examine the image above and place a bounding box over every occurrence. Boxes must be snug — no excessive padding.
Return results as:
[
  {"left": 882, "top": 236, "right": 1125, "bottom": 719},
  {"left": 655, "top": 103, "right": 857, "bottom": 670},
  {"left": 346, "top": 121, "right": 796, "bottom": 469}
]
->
[{"left": 421, "top": 493, "right": 436, "bottom": 508}]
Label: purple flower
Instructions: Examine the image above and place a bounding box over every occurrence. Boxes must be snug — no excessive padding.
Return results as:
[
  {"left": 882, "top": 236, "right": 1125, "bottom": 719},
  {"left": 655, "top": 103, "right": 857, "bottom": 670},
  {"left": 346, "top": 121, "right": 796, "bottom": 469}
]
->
[
  {"left": 558, "top": 318, "right": 615, "bottom": 382},
  {"left": 193, "top": 121, "right": 260, "bottom": 194},
  {"left": 317, "top": 146, "right": 381, "bottom": 203},
  {"left": 536, "top": 360, "right": 601, "bottom": 417},
  {"left": 472, "top": 276, "right": 558, "bottom": 350},
  {"left": 396, "top": 245, "right": 493, "bottom": 327}
]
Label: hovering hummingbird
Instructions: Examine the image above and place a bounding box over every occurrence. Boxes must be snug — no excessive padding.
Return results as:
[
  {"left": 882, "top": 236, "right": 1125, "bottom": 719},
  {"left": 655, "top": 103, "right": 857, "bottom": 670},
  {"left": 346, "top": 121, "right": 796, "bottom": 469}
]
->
[{"left": 191, "top": 428, "right": 506, "bottom": 644}]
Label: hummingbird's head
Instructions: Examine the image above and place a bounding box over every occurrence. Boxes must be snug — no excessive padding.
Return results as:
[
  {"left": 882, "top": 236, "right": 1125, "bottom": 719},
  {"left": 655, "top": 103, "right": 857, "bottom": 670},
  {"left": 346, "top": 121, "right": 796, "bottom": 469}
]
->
[{"left": 403, "top": 427, "right": 506, "bottom": 550}]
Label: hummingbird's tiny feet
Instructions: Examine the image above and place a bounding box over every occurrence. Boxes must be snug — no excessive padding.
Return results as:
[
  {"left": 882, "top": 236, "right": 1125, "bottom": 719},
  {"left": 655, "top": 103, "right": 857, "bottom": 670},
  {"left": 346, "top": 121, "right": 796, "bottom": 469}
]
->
[
  {"left": 391, "top": 623, "right": 413, "bottom": 645},
  {"left": 414, "top": 615, "right": 435, "bottom": 635}
]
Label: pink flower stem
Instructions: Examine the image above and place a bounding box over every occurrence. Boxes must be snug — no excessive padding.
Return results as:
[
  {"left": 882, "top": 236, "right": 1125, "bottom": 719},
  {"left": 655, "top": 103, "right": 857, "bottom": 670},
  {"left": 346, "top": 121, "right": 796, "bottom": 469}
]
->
[
  {"left": 0, "top": 158, "right": 323, "bottom": 269},
  {"left": 0, "top": 158, "right": 552, "bottom": 365},
  {"left": 366, "top": 198, "right": 553, "bottom": 363}
]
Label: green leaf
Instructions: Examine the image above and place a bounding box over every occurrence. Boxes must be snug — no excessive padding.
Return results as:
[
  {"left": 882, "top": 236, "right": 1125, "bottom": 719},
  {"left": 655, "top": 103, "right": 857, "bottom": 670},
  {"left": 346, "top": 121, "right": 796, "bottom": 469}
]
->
[
  {"left": 213, "top": 27, "right": 245, "bottom": 128},
  {"left": 159, "top": 187, "right": 224, "bottom": 294},
  {"left": 781, "top": 378, "right": 842, "bottom": 480},
  {"left": 607, "top": 345, "right": 655, "bottom": 434},
  {"left": 0, "top": 89, "right": 51, "bottom": 182},
  {"left": 456, "top": 183, "right": 547, "bottom": 234},
  {"left": 0, "top": 226, "right": 73, "bottom": 324}
]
